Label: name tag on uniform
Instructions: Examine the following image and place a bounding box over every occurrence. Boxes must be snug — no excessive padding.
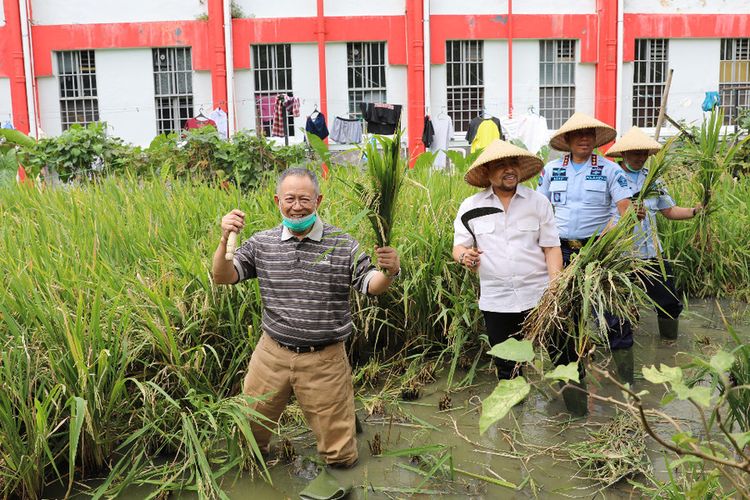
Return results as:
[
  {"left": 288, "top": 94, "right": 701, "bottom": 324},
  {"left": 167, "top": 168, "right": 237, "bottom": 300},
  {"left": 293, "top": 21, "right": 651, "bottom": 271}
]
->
[{"left": 549, "top": 180, "right": 567, "bottom": 205}]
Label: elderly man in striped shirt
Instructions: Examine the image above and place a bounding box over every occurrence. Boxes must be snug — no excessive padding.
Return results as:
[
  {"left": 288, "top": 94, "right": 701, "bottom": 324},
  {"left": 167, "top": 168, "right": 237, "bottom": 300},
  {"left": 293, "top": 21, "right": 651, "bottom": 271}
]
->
[{"left": 212, "top": 167, "right": 400, "bottom": 469}]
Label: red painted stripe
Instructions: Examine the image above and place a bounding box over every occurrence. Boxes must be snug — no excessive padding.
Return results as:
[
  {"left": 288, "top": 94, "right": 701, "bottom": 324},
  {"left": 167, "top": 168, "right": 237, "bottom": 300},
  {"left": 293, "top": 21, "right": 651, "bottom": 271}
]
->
[
  {"left": 207, "top": 0, "right": 228, "bottom": 109},
  {"left": 429, "top": 14, "right": 599, "bottom": 64},
  {"left": 595, "top": 0, "right": 618, "bottom": 127},
  {"left": 0, "top": 0, "right": 30, "bottom": 133},
  {"left": 31, "top": 21, "right": 211, "bottom": 76},
  {"left": 623, "top": 14, "right": 750, "bottom": 61},
  {"left": 316, "top": 0, "right": 328, "bottom": 143},
  {"left": 405, "top": 0, "right": 425, "bottom": 164}
]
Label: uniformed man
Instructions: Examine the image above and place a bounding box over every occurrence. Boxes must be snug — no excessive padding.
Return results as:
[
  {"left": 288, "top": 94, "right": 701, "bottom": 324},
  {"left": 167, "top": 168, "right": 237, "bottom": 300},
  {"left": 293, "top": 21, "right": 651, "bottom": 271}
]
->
[
  {"left": 453, "top": 140, "right": 562, "bottom": 382},
  {"left": 537, "top": 112, "right": 632, "bottom": 416},
  {"left": 605, "top": 127, "right": 702, "bottom": 381}
]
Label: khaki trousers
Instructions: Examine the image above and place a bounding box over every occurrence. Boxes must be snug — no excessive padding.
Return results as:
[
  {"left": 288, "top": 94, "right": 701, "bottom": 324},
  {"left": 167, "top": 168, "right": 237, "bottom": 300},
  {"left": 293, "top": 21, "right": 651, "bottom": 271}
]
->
[{"left": 243, "top": 333, "right": 358, "bottom": 466}]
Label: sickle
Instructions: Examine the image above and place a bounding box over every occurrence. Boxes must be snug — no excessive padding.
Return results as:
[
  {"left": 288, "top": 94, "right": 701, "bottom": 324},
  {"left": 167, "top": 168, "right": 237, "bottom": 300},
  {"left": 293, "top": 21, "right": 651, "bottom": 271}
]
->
[{"left": 460, "top": 207, "right": 504, "bottom": 248}]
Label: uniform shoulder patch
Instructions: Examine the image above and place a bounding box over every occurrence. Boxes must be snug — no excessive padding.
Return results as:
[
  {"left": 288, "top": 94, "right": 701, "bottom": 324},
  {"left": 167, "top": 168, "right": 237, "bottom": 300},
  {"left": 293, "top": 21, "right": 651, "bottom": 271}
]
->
[{"left": 617, "top": 176, "right": 628, "bottom": 188}]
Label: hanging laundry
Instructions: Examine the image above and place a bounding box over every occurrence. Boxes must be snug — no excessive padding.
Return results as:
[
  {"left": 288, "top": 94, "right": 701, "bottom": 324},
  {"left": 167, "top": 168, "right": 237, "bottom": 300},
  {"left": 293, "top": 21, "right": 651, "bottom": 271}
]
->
[
  {"left": 306, "top": 112, "right": 329, "bottom": 140},
  {"left": 208, "top": 107, "right": 228, "bottom": 138},
  {"left": 466, "top": 116, "right": 503, "bottom": 152},
  {"left": 271, "top": 95, "right": 287, "bottom": 137},
  {"left": 498, "top": 113, "right": 550, "bottom": 154},
  {"left": 257, "top": 95, "right": 276, "bottom": 124},
  {"left": 422, "top": 115, "right": 435, "bottom": 148},
  {"left": 430, "top": 114, "right": 454, "bottom": 171},
  {"left": 359, "top": 103, "right": 402, "bottom": 135},
  {"left": 330, "top": 116, "right": 362, "bottom": 144},
  {"left": 284, "top": 96, "right": 301, "bottom": 118},
  {"left": 184, "top": 116, "right": 217, "bottom": 131}
]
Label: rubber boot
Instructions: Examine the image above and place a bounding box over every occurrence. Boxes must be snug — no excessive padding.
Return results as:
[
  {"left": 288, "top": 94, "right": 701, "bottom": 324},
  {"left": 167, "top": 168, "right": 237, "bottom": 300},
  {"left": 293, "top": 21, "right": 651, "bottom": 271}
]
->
[
  {"left": 561, "top": 379, "right": 588, "bottom": 417},
  {"left": 612, "top": 348, "right": 634, "bottom": 385},
  {"left": 658, "top": 317, "right": 679, "bottom": 340},
  {"left": 355, "top": 414, "right": 363, "bottom": 434}
]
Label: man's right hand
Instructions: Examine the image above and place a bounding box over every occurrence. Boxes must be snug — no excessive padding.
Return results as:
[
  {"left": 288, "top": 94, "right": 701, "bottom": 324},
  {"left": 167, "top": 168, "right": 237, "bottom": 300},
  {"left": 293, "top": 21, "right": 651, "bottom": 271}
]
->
[
  {"left": 221, "top": 209, "right": 245, "bottom": 240},
  {"left": 459, "top": 247, "right": 483, "bottom": 272}
]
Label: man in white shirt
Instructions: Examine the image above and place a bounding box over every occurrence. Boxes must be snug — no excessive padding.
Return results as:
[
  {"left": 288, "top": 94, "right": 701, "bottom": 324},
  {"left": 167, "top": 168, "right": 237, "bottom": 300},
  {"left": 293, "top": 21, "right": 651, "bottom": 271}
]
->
[{"left": 453, "top": 140, "right": 562, "bottom": 380}]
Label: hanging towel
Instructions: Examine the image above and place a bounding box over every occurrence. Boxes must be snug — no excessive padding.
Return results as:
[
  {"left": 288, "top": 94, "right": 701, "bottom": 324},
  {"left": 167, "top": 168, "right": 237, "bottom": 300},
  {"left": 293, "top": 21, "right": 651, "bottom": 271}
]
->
[
  {"left": 305, "top": 113, "right": 329, "bottom": 140},
  {"left": 471, "top": 119, "right": 501, "bottom": 152},
  {"left": 422, "top": 116, "right": 435, "bottom": 148},
  {"left": 184, "top": 117, "right": 217, "bottom": 131},
  {"left": 359, "top": 103, "right": 402, "bottom": 135},
  {"left": 257, "top": 95, "right": 276, "bottom": 124},
  {"left": 330, "top": 117, "right": 362, "bottom": 144}
]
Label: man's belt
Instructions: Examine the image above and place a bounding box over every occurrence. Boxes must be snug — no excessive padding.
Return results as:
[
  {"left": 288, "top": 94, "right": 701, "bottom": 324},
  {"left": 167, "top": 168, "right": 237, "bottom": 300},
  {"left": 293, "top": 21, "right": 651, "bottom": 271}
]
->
[
  {"left": 560, "top": 238, "right": 590, "bottom": 250},
  {"left": 275, "top": 338, "right": 338, "bottom": 354}
]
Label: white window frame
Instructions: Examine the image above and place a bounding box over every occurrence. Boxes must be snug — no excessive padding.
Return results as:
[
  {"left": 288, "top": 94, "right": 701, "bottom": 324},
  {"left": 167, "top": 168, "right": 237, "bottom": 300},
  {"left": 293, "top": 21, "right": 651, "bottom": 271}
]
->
[
  {"left": 446, "top": 40, "right": 484, "bottom": 134},
  {"left": 539, "top": 40, "right": 576, "bottom": 130},
  {"left": 252, "top": 44, "right": 294, "bottom": 137},
  {"left": 347, "top": 42, "right": 387, "bottom": 119},
  {"left": 153, "top": 47, "right": 194, "bottom": 135},
  {"left": 632, "top": 39, "right": 669, "bottom": 128},
  {"left": 57, "top": 50, "right": 99, "bottom": 131}
]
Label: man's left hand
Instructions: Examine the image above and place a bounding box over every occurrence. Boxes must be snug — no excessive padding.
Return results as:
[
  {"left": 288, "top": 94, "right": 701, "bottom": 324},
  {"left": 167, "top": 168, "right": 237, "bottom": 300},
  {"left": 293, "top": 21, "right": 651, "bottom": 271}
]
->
[{"left": 374, "top": 246, "right": 400, "bottom": 277}]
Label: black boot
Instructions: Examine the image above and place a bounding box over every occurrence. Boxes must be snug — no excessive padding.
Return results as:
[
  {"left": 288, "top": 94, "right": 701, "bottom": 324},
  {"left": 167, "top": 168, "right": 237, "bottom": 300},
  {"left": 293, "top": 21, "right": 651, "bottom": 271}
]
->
[
  {"left": 611, "top": 348, "right": 634, "bottom": 385},
  {"left": 658, "top": 317, "right": 679, "bottom": 340},
  {"left": 561, "top": 379, "right": 588, "bottom": 417}
]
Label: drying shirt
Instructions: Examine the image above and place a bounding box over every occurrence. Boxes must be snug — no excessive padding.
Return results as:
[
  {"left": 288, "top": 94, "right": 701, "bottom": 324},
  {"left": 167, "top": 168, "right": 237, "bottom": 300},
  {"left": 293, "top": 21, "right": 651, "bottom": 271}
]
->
[
  {"left": 305, "top": 113, "right": 329, "bottom": 140},
  {"left": 208, "top": 108, "right": 228, "bottom": 138},
  {"left": 471, "top": 119, "right": 501, "bottom": 152},
  {"left": 537, "top": 154, "right": 632, "bottom": 240},
  {"left": 610, "top": 167, "right": 675, "bottom": 259},
  {"left": 257, "top": 96, "right": 276, "bottom": 124},
  {"left": 499, "top": 114, "right": 550, "bottom": 154},
  {"left": 466, "top": 116, "right": 503, "bottom": 144},
  {"left": 422, "top": 116, "right": 435, "bottom": 148},
  {"left": 453, "top": 185, "right": 560, "bottom": 313},
  {"left": 359, "top": 103, "right": 402, "bottom": 135},
  {"left": 429, "top": 115, "right": 454, "bottom": 170},
  {"left": 184, "top": 117, "right": 217, "bottom": 131}
]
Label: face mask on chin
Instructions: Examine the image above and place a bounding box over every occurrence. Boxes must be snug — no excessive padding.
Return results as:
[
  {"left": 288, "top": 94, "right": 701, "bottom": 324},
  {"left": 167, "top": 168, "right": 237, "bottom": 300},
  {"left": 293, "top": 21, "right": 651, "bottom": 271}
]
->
[{"left": 281, "top": 211, "right": 317, "bottom": 232}]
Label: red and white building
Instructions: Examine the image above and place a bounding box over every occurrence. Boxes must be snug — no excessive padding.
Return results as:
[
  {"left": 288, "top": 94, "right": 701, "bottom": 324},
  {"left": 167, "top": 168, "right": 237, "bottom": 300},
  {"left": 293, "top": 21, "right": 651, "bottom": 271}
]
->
[{"left": 1, "top": 0, "right": 749, "bottom": 155}]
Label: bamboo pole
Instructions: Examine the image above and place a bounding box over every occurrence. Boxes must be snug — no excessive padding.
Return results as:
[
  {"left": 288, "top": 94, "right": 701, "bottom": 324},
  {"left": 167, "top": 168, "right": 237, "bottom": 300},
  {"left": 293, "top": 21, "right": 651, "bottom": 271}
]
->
[{"left": 654, "top": 68, "right": 674, "bottom": 141}]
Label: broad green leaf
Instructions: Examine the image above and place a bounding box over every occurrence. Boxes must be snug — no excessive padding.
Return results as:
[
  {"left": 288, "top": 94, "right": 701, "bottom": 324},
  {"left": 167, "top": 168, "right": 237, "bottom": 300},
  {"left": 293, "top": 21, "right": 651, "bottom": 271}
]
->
[
  {"left": 669, "top": 455, "right": 703, "bottom": 469},
  {"left": 479, "top": 377, "right": 530, "bottom": 434},
  {"left": 660, "top": 392, "right": 677, "bottom": 406},
  {"left": 730, "top": 432, "right": 750, "bottom": 449},
  {"left": 543, "top": 362, "right": 580, "bottom": 383},
  {"left": 671, "top": 431, "right": 697, "bottom": 447},
  {"left": 672, "top": 382, "right": 712, "bottom": 407},
  {"left": 642, "top": 364, "right": 683, "bottom": 385},
  {"left": 487, "top": 338, "right": 535, "bottom": 363},
  {"left": 709, "top": 351, "right": 735, "bottom": 373}
]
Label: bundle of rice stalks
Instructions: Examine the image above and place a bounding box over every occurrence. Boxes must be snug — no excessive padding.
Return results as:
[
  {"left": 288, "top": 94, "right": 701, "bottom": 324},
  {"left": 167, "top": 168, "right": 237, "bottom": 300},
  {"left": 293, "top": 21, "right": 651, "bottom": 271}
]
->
[
  {"left": 568, "top": 411, "right": 650, "bottom": 486},
  {"left": 345, "top": 128, "right": 407, "bottom": 246},
  {"left": 523, "top": 212, "right": 656, "bottom": 356},
  {"left": 632, "top": 136, "right": 678, "bottom": 205}
]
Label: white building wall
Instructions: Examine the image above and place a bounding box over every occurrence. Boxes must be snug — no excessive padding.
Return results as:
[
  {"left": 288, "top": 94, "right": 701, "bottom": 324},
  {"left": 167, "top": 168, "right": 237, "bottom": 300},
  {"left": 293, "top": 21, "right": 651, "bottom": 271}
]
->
[
  {"left": 484, "top": 40, "right": 509, "bottom": 118},
  {"left": 576, "top": 67, "right": 596, "bottom": 117},
  {"left": 237, "top": 0, "right": 316, "bottom": 18},
  {"left": 511, "top": 40, "right": 539, "bottom": 119},
  {"left": 289, "top": 44, "right": 320, "bottom": 142},
  {"left": 325, "top": 43, "right": 349, "bottom": 124},
  {"left": 625, "top": 0, "right": 750, "bottom": 14},
  {"left": 37, "top": 76, "right": 62, "bottom": 137},
  {"left": 32, "top": 0, "right": 205, "bottom": 25},
  {"left": 234, "top": 69, "right": 255, "bottom": 132},
  {"left": 193, "top": 71, "right": 213, "bottom": 118},
  {"left": 386, "top": 65, "right": 408, "bottom": 137},
  {"left": 429, "top": 64, "right": 447, "bottom": 118},
  {"left": 95, "top": 49, "right": 156, "bottom": 146},
  {"left": 621, "top": 62, "right": 634, "bottom": 129},
  {"left": 666, "top": 39, "right": 721, "bottom": 127},
  {"left": 324, "top": 0, "right": 405, "bottom": 16},
  {"left": 0, "top": 79, "right": 11, "bottom": 124},
  {"left": 430, "top": 0, "right": 595, "bottom": 15}
]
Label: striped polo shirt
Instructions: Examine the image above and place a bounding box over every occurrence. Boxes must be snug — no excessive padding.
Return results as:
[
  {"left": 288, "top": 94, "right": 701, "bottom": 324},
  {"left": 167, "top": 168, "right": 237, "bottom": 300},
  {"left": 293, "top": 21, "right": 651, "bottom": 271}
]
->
[{"left": 233, "top": 218, "right": 377, "bottom": 347}]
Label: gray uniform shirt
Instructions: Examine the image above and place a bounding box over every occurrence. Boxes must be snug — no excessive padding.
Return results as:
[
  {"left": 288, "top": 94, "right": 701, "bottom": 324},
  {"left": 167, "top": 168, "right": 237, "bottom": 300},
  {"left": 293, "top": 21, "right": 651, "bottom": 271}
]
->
[{"left": 233, "top": 218, "right": 377, "bottom": 347}]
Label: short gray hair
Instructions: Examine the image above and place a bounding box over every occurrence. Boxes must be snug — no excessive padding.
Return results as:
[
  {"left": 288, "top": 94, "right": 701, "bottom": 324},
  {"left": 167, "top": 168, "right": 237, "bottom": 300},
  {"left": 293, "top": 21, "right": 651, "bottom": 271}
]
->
[{"left": 276, "top": 167, "right": 320, "bottom": 196}]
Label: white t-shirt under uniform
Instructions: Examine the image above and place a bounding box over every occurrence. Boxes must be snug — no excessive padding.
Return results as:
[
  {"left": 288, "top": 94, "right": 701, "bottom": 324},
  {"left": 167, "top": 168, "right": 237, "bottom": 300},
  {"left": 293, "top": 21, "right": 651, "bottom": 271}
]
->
[{"left": 453, "top": 185, "right": 561, "bottom": 313}]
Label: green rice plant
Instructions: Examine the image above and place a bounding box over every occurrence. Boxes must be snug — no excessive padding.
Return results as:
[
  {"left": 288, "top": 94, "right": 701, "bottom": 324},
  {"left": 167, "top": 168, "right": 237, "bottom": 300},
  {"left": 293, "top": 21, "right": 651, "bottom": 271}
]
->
[
  {"left": 567, "top": 411, "right": 650, "bottom": 486},
  {"left": 523, "top": 212, "right": 656, "bottom": 355}
]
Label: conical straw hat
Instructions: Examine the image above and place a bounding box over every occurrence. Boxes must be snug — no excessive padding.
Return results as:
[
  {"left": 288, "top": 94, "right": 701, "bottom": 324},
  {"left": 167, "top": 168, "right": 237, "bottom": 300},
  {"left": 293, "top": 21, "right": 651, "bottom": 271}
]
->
[
  {"left": 464, "top": 139, "right": 543, "bottom": 188},
  {"left": 549, "top": 112, "right": 617, "bottom": 152},
  {"left": 605, "top": 127, "right": 662, "bottom": 157}
]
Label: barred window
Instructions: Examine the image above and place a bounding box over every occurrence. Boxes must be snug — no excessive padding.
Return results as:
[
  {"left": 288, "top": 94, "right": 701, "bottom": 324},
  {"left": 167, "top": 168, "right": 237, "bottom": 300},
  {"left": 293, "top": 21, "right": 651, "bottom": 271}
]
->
[
  {"left": 57, "top": 50, "right": 99, "bottom": 131},
  {"left": 153, "top": 47, "right": 194, "bottom": 135},
  {"left": 539, "top": 40, "right": 576, "bottom": 129},
  {"left": 632, "top": 39, "right": 669, "bottom": 127},
  {"left": 446, "top": 40, "right": 484, "bottom": 133},
  {"left": 719, "top": 39, "right": 750, "bottom": 125},
  {"left": 347, "top": 42, "right": 387, "bottom": 119},
  {"left": 253, "top": 44, "right": 294, "bottom": 137}
]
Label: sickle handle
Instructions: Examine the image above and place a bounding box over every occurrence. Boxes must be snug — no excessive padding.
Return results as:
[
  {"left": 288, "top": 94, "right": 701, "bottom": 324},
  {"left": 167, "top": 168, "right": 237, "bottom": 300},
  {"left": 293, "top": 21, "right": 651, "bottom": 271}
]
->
[{"left": 225, "top": 232, "right": 238, "bottom": 261}]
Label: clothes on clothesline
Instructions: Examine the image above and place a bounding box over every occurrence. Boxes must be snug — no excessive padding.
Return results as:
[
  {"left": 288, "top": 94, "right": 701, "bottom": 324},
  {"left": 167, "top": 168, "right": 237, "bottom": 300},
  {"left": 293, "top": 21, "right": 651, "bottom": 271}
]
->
[
  {"left": 285, "top": 96, "right": 300, "bottom": 118},
  {"left": 430, "top": 114, "right": 454, "bottom": 171},
  {"left": 208, "top": 107, "right": 228, "bottom": 138},
  {"left": 359, "top": 103, "right": 402, "bottom": 135},
  {"left": 257, "top": 95, "right": 276, "bottom": 124},
  {"left": 422, "top": 115, "right": 435, "bottom": 148},
  {"left": 498, "top": 113, "right": 550, "bottom": 154},
  {"left": 306, "top": 112, "right": 329, "bottom": 140},
  {"left": 466, "top": 116, "right": 503, "bottom": 152},
  {"left": 271, "top": 95, "right": 301, "bottom": 137},
  {"left": 330, "top": 116, "right": 362, "bottom": 144},
  {"left": 184, "top": 116, "right": 217, "bottom": 131}
]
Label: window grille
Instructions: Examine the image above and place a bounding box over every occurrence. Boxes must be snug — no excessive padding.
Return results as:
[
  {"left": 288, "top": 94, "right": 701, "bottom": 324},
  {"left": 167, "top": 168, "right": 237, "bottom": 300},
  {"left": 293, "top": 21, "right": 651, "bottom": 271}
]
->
[
  {"left": 57, "top": 50, "right": 99, "bottom": 131},
  {"left": 719, "top": 39, "right": 750, "bottom": 125},
  {"left": 539, "top": 40, "right": 576, "bottom": 129},
  {"left": 252, "top": 44, "right": 294, "bottom": 136},
  {"left": 632, "top": 39, "right": 669, "bottom": 127},
  {"left": 153, "top": 47, "right": 194, "bottom": 135},
  {"left": 446, "top": 40, "right": 484, "bottom": 133},
  {"left": 347, "top": 42, "right": 387, "bottom": 119}
]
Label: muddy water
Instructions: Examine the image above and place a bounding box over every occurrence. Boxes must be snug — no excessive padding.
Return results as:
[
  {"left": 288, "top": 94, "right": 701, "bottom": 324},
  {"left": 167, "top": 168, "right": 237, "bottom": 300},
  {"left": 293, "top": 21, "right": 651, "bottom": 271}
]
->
[{"left": 122, "top": 300, "right": 750, "bottom": 499}]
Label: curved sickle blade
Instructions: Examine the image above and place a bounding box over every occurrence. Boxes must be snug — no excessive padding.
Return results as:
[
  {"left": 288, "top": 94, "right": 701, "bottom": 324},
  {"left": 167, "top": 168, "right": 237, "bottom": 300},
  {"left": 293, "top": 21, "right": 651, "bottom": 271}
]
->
[{"left": 460, "top": 207, "right": 504, "bottom": 248}]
